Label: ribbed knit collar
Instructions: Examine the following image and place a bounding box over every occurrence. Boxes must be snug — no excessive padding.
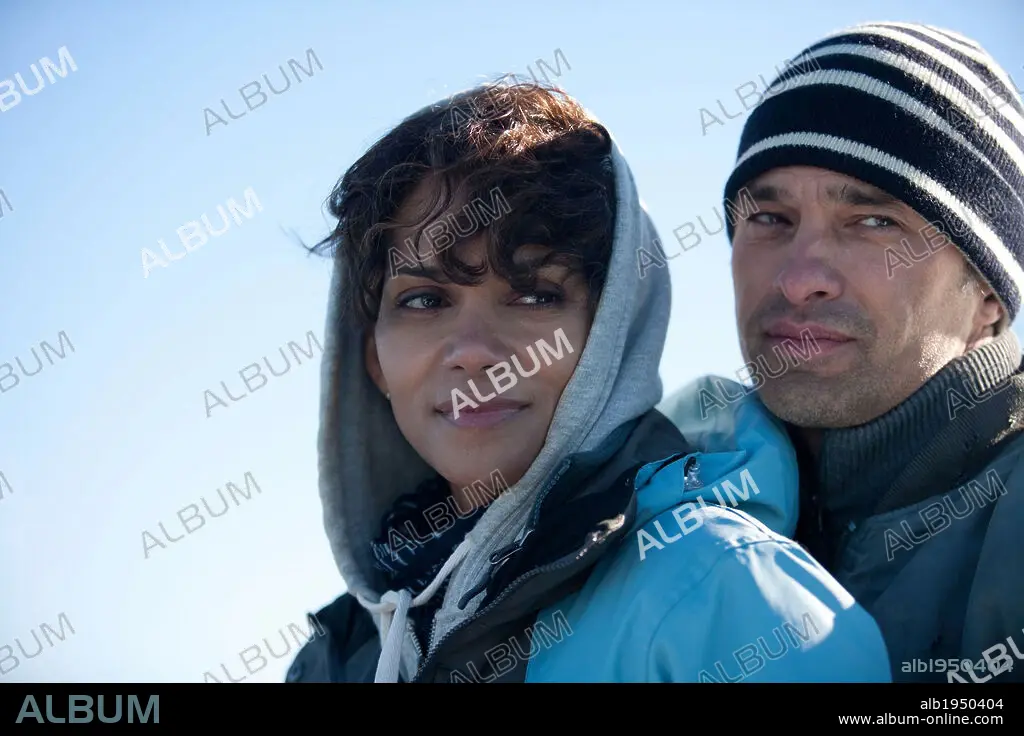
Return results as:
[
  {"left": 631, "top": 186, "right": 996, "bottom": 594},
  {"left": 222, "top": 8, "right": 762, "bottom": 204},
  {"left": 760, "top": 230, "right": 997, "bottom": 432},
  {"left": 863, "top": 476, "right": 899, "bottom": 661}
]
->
[{"left": 805, "top": 330, "right": 1023, "bottom": 525}]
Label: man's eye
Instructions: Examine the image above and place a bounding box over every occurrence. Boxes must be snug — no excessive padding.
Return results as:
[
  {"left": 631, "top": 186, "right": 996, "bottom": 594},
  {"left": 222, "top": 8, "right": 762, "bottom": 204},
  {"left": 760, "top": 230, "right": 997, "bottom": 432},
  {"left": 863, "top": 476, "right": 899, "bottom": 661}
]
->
[
  {"left": 860, "top": 215, "right": 897, "bottom": 228},
  {"left": 748, "top": 212, "right": 787, "bottom": 226}
]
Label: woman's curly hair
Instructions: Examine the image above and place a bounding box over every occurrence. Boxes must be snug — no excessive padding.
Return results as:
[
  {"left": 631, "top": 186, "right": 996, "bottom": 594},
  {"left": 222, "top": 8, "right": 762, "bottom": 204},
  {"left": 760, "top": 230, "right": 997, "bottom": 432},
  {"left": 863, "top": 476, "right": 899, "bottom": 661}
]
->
[{"left": 308, "top": 81, "right": 618, "bottom": 329}]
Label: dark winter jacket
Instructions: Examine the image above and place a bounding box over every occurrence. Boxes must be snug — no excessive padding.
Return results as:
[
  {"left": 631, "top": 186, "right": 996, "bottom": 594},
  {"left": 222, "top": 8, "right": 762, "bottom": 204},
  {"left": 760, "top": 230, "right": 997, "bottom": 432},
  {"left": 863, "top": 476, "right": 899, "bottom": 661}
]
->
[{"left": 793, "top": 329, "right": 1024, "bottom": 683}]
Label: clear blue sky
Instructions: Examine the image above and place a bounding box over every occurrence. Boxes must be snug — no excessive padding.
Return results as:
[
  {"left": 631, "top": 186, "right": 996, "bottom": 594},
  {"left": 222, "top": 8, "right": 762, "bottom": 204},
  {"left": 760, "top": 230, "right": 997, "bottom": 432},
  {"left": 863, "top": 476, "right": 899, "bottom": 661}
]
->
[{"left": 1, "top": 0, "right": 1021, "bottom": 683}]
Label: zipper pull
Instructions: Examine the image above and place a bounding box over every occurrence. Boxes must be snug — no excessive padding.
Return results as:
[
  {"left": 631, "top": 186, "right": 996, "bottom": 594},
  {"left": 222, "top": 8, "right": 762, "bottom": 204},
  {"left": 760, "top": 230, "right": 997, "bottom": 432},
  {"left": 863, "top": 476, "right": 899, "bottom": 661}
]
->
[
  {"left": 578, "top": 514, "right": 626, "bottom": 559},
  {"left": 459, "top": 528, "right": 534, "bottom": 610},
  {"left": 683, "top": 455, "right": 703, "bottom": 490},
  {"left": 457, "top": 576, "right": 490, "bottom": 610},
  {"left": 489, "top": 527, "right": 533, "bottom": 566}
]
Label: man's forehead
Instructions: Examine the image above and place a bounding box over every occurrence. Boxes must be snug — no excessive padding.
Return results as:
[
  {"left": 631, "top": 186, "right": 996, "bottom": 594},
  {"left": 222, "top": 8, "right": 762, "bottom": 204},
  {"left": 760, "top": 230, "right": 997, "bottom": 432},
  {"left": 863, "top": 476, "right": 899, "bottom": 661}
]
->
[{"left": 746, "top": 168, "right": 904, "bottom": 208}]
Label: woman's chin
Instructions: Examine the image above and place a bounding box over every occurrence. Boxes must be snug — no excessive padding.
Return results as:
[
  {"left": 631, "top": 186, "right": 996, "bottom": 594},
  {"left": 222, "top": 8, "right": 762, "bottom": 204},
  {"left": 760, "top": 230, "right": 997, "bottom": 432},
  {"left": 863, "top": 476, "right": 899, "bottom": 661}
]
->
[{"left": 430, "top": 455, "right": 529, "bottom": 499}]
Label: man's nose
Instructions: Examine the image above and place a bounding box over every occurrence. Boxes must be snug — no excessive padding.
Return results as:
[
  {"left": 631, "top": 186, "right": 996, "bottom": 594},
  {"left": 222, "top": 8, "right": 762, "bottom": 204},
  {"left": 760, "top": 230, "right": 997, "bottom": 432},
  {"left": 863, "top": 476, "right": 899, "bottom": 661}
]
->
[{"left": 774, "top": 223, "right": 844, "bottom": 306}]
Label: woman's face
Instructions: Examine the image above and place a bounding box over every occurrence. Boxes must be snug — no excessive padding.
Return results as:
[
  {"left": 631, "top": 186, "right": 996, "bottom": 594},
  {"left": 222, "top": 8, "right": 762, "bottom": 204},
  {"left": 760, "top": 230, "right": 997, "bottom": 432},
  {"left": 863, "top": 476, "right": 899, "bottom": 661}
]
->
[{"left": 365, "top": 179, "right": 594, "bottom": 500}]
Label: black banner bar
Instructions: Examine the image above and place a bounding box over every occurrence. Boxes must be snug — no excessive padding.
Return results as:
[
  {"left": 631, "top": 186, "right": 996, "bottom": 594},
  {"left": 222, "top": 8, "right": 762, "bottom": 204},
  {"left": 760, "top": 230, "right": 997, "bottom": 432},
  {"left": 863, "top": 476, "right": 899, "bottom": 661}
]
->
[{"left": 0, "top": 683, "right": 1017, "bottom": 728}]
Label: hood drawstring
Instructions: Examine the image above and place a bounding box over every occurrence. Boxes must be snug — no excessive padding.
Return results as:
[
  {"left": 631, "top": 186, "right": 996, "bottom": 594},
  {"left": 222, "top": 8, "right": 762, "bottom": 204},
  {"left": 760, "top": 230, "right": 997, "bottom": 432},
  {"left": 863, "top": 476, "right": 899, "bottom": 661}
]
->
[{"left": 357, "top": 536, "right": 473, "bottom": 683}]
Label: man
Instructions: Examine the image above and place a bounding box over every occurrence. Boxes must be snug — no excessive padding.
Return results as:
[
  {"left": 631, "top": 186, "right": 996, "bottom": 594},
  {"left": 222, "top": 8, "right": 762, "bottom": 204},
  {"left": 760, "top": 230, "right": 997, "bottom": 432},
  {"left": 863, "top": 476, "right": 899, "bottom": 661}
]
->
[{"left": 719, "top": 21, "right": 1024, "bottom": 683}]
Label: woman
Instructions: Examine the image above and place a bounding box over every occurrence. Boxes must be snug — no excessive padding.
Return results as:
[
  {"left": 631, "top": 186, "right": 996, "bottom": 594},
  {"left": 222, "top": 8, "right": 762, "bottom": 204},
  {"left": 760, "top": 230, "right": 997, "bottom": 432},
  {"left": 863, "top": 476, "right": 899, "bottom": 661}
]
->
[{"left": 287, "top": 81, "right": 891, "bottom": 682}]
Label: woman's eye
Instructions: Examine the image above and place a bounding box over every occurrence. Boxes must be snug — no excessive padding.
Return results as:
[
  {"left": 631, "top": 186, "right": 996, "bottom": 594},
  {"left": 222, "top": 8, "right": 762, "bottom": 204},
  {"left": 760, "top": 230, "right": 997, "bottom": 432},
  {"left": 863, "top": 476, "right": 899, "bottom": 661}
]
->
[
  {"left": 514, "top": 291, "right": 563, "bottom": 306},
  {"left": 860, "top": 215, "right": 897, "bottom": 228},
  {"left": 398, "top": 293, "right": 444, "bottom": 309}
]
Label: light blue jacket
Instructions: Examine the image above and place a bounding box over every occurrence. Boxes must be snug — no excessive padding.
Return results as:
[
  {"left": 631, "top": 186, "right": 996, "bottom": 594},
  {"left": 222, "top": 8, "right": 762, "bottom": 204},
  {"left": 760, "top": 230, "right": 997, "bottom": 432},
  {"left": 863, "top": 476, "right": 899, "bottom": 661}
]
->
[{"left": 525, "top": 376, "right": 892, "bottom": 682}]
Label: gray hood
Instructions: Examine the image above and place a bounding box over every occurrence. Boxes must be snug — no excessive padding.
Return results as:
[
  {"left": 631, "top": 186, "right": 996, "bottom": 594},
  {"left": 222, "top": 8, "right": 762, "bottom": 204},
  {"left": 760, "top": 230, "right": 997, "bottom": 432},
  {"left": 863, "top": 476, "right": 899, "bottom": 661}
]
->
[{"left": 317, "top": 130, "right": 672, "bottom": 676}]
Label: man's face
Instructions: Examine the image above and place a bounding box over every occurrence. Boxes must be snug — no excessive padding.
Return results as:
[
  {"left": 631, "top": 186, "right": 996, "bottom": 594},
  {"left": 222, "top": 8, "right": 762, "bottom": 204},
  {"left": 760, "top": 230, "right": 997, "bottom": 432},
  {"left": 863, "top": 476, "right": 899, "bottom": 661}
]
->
[
  {"left": 365, "top": 178, "right": 593, "bottom": 494},
  {"left": 731, "top": 166, "right": 1003, "bottom": 428}
]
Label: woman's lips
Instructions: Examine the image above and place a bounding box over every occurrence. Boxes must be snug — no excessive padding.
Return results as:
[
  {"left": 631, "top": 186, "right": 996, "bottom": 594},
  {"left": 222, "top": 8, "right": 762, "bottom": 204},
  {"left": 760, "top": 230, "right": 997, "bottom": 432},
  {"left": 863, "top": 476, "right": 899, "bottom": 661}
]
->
[{"left": 435, "top": 399, "right": 529, "bottom": 428}]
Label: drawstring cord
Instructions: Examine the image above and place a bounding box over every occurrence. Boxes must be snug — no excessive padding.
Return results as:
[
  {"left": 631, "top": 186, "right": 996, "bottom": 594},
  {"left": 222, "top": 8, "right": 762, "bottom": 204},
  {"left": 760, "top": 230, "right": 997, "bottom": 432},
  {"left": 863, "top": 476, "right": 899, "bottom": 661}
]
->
[{"left": 357, "top": 537, "right": 473, "bottom": 683}]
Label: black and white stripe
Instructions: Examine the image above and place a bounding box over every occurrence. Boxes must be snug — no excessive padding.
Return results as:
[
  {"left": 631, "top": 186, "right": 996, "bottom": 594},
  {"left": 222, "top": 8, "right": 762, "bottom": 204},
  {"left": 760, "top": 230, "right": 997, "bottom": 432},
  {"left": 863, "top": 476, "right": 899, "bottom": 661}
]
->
[{"left": 724, "top": 22, "right": 1024, "bottom": 319}]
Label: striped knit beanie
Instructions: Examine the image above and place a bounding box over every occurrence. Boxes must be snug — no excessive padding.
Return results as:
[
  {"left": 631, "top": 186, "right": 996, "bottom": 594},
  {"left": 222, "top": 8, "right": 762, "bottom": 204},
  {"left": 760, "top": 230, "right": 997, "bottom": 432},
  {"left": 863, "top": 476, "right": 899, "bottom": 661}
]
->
[{"left": 722, "top": 22, "right": 1024, "bottom": 321}]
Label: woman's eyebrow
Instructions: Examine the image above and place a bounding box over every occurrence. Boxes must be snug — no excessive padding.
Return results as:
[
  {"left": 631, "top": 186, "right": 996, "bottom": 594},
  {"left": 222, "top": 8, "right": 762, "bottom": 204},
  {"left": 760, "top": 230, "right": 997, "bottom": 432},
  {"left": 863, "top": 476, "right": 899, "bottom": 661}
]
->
[
  {"left": 513, "top": 254, "right": 562, "bottom": 271},
  {"left": 390, "top": 265, "right": 451, "bottom": 282}
]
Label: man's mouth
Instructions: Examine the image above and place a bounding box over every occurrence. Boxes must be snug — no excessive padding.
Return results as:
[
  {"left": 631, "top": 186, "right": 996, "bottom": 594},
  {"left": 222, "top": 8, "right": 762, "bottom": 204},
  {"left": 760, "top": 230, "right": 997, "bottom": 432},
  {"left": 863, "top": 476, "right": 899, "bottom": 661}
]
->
[
  {"left": 760, "top": 320, "right": 857, "bottom": 363},
  {"left": 763, "top": 320, "right": 855, "bottom": 343}
]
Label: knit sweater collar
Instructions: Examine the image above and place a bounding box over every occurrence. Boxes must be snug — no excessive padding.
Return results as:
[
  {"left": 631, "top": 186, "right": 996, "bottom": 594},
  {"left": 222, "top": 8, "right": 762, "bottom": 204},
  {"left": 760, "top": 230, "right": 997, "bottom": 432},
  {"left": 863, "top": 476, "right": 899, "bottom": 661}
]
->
[{"left": 803, "top": 330, "right": 1023, "bottom": 523}]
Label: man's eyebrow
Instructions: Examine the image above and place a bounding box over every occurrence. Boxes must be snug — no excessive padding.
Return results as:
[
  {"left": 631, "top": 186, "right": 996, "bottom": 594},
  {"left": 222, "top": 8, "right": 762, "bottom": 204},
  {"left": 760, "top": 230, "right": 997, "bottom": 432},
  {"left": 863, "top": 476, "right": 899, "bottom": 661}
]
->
[
  {"left": 826, "top": 183, "right": 902, "bottom": 207},
  {"left": 745, "top": 182, "right": 903, "bottom": 208},
  {"left": 746, "top": 183, "right": 790, "bottom": 202}
]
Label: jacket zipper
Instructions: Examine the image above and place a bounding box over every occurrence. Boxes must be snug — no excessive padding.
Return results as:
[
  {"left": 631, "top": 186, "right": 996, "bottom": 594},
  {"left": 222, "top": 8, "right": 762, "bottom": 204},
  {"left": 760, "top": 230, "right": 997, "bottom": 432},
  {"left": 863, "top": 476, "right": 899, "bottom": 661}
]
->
[
  {"left": 417, "top": 457, "right": 574, "bottom": 676},
  {"left": 413, "top": 458, "right": 633, "bottom": 683},
  {"left": 809, "top": 491, "right": 827, "bottom": 559},
  {"left": 810, "top": 491, "right": 860, "bottom": 571},
  {"left": 406, "top": 619, "right": 424, "bottom": 681},
  {"left": 411, "top": 507, "right": 630, "bottom": 682}
]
